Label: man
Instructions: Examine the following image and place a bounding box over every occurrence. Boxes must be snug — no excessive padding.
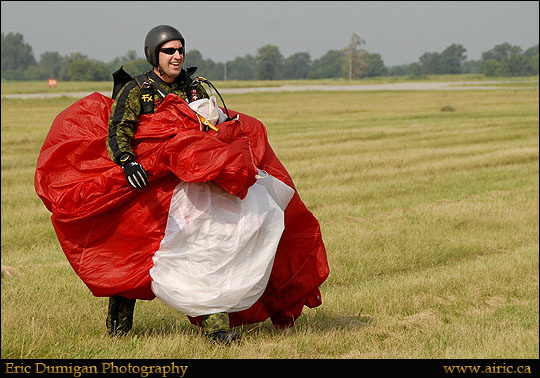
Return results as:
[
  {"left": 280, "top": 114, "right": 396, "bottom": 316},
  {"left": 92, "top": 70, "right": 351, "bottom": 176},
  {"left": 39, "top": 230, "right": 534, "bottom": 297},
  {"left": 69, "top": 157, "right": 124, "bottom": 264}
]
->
[
  {"left": 107, "top": 24, "right": 208, "bottom": 189},
  {"left": 106, "top": 25, "right": 240, "bottom": 344}
]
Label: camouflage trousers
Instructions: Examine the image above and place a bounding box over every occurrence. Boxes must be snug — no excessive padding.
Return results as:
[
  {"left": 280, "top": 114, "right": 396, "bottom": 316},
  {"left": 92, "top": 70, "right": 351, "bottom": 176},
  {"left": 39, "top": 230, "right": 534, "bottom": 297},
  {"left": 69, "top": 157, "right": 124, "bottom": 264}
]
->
[
  {"left": 200, "top": 312, "right": 231, "bottom": 335},
  {"left": 106, "top": 295, "right": 136, "bottom": 336},
  {"left": 106, "top": 296, "right": 240, "bottom": 342},
  {"left": 201, "top": 312, "right": 242, "bottom": 344}
]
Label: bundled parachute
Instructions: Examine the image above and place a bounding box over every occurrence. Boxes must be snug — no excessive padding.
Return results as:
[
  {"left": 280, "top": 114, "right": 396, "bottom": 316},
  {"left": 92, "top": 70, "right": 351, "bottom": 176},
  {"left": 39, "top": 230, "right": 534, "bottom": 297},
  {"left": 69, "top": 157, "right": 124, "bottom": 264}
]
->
[{"left": 34, "top": 92, "right": 329, "bottom": 328}]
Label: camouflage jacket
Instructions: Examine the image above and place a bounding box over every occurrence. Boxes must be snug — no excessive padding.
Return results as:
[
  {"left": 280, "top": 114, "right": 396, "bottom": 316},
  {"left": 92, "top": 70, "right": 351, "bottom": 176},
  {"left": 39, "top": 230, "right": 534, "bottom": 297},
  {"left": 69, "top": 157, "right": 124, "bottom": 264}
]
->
[{"left": 107, "top": 68, "right": 208, "bottom": 164}]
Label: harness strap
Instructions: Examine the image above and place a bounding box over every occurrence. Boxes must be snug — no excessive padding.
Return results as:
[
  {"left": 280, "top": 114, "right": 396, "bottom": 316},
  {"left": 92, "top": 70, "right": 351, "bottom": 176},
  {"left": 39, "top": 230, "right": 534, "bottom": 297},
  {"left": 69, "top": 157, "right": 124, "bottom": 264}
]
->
[
  {"left": 133, "top": 74, "right": 156, "bottom": 115},
  {"left": 112, "top": 66, "right": 201, "bottom": 115},
  {"left": 111, "top": 66, "right": 134, "bottom": 100}
]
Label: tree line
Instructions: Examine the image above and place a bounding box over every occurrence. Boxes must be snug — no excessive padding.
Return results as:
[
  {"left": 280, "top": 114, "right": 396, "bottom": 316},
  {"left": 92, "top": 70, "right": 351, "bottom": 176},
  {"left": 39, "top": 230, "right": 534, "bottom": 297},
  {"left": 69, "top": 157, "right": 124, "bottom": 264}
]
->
[{"left": 1, "top": 32, "right": 538, "bottom": 82}]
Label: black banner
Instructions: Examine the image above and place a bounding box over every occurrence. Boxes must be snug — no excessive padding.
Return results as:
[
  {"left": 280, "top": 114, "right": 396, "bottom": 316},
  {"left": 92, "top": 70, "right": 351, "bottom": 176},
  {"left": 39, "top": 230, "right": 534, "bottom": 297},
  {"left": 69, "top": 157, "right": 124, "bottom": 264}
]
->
[{"left": 2, "top": 359, "right": 539, "bottom": 377}]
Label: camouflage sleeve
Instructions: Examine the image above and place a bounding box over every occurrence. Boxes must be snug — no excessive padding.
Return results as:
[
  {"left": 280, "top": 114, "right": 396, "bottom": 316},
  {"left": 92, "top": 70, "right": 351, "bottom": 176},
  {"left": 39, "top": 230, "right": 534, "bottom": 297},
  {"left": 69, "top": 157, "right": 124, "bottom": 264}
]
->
[
  {"left": 106, "top": 81, "right": 142, "bottom": 164},
  {"left": 195, "top": 83, "right": 209, "bottom": 99}
]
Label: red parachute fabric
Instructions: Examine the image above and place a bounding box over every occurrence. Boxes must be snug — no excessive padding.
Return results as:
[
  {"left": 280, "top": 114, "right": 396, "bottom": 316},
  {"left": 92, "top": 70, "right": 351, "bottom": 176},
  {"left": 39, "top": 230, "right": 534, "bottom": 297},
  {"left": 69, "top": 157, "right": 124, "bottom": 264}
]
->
[{"left": 35, "top": 92, "right": 329, "bottom": 328}]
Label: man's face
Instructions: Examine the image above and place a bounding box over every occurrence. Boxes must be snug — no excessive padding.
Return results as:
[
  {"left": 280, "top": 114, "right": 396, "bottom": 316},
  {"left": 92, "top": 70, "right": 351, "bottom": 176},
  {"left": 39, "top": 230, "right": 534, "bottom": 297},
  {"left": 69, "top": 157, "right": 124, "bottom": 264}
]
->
[{"left": 157, "top": 40, "right": 184, "bottom": 83}]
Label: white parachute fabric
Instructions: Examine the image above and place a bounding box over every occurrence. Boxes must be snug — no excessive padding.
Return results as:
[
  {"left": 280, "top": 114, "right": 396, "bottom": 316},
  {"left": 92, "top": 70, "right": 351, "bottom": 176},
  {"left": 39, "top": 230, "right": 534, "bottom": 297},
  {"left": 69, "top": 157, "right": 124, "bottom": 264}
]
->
[
  {"left": 149, "top": 172, "right": 295, "bottom": 316},
  {"left": 188, "top": 96, "right": 227, "bottom": 128}
]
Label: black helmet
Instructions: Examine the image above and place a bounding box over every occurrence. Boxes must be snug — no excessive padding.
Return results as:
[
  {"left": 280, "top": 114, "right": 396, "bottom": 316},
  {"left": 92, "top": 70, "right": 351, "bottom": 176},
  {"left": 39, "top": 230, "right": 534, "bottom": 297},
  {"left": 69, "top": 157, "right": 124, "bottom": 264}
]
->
[{"left": 144, "top": 25, "right": 185, "bottom": 67}]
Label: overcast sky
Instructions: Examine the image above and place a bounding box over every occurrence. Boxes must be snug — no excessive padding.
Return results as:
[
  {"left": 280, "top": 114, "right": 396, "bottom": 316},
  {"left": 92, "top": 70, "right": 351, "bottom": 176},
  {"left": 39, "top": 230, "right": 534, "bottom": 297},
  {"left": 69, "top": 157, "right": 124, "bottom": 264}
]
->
[{"left": 1, "top": 1, "right": 538, "bottom": 67}]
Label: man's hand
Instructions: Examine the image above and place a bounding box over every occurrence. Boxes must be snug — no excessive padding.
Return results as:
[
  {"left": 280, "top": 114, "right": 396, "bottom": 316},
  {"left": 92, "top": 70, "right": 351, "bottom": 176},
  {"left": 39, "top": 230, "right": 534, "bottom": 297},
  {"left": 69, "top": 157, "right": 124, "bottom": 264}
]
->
[{"left": 121, "top": 156, "right": 148, "bottom": 189}]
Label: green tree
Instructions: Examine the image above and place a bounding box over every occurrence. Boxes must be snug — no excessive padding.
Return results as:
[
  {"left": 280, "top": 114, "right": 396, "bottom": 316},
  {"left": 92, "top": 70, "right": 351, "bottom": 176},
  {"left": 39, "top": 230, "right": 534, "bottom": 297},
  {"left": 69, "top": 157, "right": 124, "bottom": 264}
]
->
[
  {"left": 185, "top": 49, "right": 220, "bottom": 79},
  {"left": 523, "top": 44, "right": 539, "bottom": 59},
  {"left": 387, "top": 64, "right": 409, "bottom": 76},
  {"left": 531, "top": 54, "right": 539, "bottom": 75},
  {"left": 107, "top": 49, "right": 152, "bottom": 78},
  {"left": 63, "top": 52, "right": 89, "bottom": 64},
  {"left": 108, "top": 49, "right": 139, "bottom": 72},
  {"left": 524, "top": 45, "right": 539, "bottom": 75},
  {"left": 419, "top": 51, "right": 441, "bottom": 74},
  {"left": 418, "top": 44, "right": 466, "bottom": 74},
  {"left": 362, "top": 53, "right": 387, "bottom": 77},
  {"left": 482, "top": 43, "right": 522, "bottom": 63},
  {"left": 461, "top": 59, "right": 483, "bottom": 74},
  {"left": 61, "top": 52, "right": 87, "bottom": 80},
  {"left": 439, "top": 44, "right": 467, "bottom": 74},
  {"left": 205, "top": 61, "right": 225, "bottom": 81},
  {"left": 483, "top": 59, "right": 500, "bottom": 76},
  {"left": 125, "top": 49, "right": 138, "bottom": 61},
  {"left": 481, "top": 43, "right": 538, "bottom": 76},
  {"left": 23, "top": 65, "right": 50, "bottom": 80},
  {"left": 308, "top": 50, "right": 345, "bottom": 79},
  {"left": 225, "top": 54, "right": 256, "bottom": 80},
  {"left": 1, "top": 32, "right": 37, "bottom": 79},
  {"left": 255, "top": 44, "right": 283, "bottom": 80},
  {"left": 408, "top": 62, "right": 423, "bottom": 79},
  {"left": 499, "top": 53, "right": 532, "bottom": 76},
  {"left": 185, "top": 49, "right": 205, "bottom": 70},
  {"left": 343, "top": 32, "right": 366, "bottom": 79},
  {"left": 121, "top": 59, "right": 151, "bottom": 76},
  {"left": 282, "top": 52, "right": 312, "bottom": 79},
  {"left": 39, "top": 51, "right": 64, "bottom": 79},
  {"left": 63, "top": 59, "right": 109, "bottom": 81}
]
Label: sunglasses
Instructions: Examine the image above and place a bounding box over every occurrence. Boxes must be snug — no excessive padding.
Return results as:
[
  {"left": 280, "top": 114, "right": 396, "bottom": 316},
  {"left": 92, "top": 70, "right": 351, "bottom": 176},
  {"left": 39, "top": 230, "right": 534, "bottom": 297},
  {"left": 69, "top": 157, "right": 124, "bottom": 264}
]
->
[{"left": 159, "top": 47, "right": 184, "bottom": 55}]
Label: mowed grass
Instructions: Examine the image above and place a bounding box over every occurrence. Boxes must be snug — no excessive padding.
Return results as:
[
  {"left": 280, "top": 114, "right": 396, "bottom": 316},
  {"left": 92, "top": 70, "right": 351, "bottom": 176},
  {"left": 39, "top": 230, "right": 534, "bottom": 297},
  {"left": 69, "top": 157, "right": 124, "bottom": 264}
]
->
[
  {"left": 1, "top": 74, "right": 537, "bottom": 94},
  {"left": 1, "top": 85, "right": 538, "bottom": 359}
]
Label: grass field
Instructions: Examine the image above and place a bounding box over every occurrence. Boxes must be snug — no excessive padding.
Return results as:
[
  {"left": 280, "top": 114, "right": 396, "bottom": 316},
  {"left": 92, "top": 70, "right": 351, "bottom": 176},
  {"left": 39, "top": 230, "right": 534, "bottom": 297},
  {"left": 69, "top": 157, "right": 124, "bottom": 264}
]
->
[
  {"left": 1, "top": 74, "right": 538, "bottom": 94},
  {"left": 1, "top": 80, "right": 538, "bottom": 362}
]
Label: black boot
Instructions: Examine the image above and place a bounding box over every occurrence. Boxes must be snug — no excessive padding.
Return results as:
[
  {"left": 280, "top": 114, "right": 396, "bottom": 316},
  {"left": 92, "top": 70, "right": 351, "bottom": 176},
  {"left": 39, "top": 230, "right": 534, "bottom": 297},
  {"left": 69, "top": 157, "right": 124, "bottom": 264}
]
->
[
  {"left": 106, "top": 295, "right": 136, "bottom": 336},
  {"left": 201, "top": 312, "right": 242, "bottom": 344}
]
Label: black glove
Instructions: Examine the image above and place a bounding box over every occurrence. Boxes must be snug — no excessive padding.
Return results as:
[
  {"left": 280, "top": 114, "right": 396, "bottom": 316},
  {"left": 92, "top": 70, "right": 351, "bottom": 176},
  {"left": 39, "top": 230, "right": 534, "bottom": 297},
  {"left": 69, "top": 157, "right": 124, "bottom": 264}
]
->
[{"left": 120, "top": 154, "right": 148, "bottom": 189}]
